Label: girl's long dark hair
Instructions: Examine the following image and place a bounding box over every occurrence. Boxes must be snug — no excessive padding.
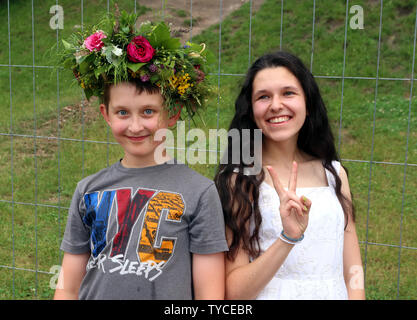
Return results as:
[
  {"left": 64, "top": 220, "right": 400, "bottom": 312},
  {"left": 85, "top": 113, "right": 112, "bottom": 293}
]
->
[{"left": 214, "top": 51, "right": 355, "bottom": 261}]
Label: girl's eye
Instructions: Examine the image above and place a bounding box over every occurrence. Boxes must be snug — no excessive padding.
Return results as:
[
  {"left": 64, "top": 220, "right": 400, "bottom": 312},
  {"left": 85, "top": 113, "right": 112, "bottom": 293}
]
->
[
  {"left": 258, "top": 95, "right": 269, "bottom": 100},
  {"left": 284, "top": 91, "right": 295, "bottom": 96},
  {"left": 118, "top": 110, "right": 128, "bottom": 116},
  {"left": 144, "top": 109, "right": 154, "bottom": 115}
]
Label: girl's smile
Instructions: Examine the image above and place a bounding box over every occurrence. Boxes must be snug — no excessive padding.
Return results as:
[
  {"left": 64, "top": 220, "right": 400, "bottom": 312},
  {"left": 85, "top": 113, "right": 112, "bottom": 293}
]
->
[{"left": 266, "top": 115, "right": 292, "bottom": 124}]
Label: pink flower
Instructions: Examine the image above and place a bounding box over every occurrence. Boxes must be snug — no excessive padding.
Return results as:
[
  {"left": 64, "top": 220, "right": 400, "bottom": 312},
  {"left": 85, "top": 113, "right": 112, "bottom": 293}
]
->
[
  {"left": 149, "top": 64, "right": 158, "bottom": 73},
  {"left": 84, "top": 30, "right": 106, "bottom": 52},
  {"left": 140, "top": 74, "right": 150, "bottom": 82},
  {"left": 127, "top": 36, "right": 155, "bottom": 63}
]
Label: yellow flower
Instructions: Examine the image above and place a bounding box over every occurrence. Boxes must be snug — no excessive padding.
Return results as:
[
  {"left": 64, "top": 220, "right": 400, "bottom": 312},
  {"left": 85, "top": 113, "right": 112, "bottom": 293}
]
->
[{"left": 169, "top": 71, "right": 192, "bottom": 96}]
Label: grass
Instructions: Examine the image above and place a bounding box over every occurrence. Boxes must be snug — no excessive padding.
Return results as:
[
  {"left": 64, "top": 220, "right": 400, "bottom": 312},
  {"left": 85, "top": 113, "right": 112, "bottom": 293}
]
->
[{"left": 0, "top": 0, "right": 416, "bottom": 299}]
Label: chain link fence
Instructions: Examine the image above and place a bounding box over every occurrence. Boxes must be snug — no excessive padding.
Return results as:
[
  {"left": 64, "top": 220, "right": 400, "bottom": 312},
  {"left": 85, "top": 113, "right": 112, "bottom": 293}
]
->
[{"left": 1, "top": 0, "right": 416, "bottom": 299}]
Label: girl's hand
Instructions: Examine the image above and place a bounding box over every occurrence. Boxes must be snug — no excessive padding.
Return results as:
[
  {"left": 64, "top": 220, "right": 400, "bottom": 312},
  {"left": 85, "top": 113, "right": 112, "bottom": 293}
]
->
[{"left": 266, "top": 162, "right": 312, "bottom": 240}]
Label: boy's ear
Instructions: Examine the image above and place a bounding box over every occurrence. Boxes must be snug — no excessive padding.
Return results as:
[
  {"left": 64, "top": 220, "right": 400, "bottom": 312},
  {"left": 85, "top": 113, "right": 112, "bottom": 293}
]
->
[
  {"left": 100, "top": 104, "right": 111, "bottom": 126},
  {"left": 167, "top": 106, "right": 182, "bottom": 127}
]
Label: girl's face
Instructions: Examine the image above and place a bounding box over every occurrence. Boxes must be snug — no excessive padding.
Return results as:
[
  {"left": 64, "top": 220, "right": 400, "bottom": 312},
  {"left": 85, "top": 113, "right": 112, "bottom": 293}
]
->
[{"left": 252, "top": 66, "right": 307, "bottom": 145}]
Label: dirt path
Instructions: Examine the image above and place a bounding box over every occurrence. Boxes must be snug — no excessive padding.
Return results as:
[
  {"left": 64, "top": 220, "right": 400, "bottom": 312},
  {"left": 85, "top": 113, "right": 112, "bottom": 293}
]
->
[{"left": 137, "top": 0, "right": 264, "bottom": 42}]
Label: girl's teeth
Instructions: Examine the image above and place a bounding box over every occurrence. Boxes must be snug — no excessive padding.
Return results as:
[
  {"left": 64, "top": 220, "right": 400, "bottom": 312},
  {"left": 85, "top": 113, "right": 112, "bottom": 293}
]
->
[{"left": 269, "top": 116, "right": 290, "bottom": 123}]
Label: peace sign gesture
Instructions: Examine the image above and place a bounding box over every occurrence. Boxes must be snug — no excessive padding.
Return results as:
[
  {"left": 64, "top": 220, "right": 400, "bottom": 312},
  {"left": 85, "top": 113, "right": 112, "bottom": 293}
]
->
[{"left": 266, "top": 162, "right": 312, "bottom": 241}]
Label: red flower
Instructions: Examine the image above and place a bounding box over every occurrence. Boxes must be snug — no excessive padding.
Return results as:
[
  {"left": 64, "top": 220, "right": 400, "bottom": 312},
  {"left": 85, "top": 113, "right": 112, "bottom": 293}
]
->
[{"left": 127, "top": 36, "right": 155, "bottom": 63}]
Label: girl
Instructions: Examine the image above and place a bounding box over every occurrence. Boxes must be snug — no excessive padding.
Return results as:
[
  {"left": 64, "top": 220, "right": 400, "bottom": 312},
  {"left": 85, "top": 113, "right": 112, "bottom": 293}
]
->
[{"left": 214, "top": 51, "right": 365, "bottom": 300}]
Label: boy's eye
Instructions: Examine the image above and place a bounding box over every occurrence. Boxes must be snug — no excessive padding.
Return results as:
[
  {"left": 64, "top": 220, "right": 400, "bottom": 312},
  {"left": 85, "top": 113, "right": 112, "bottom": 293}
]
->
[
  {"left": 144, "top": 109, "right": 154, "bottom": 115},
  {"left": 118, "top": 110, "right": 128, "bottom": 116}
]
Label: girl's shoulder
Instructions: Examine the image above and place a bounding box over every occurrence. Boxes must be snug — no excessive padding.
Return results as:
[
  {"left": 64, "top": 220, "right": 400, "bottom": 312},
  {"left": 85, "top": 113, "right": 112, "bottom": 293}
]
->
[
  {"left": 303, "top": 156, "right": 341, "bottom": 174},
  {"left": 299, "top": 155, "right": 325, "bottom": 173},
  {"left": 299, "top": 157, "right": 342, "bottom": 188}
]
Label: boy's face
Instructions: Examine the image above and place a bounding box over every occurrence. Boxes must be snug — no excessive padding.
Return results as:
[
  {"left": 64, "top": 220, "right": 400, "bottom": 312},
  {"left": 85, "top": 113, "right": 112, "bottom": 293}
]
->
[{"left": 100, "top": 82, "right": 179, "bottom": 167}]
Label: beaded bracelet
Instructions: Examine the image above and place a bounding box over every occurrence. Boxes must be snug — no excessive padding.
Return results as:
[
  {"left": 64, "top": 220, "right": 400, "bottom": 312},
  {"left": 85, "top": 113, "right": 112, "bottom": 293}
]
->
[{"left": 279, "top": 230, "right": 304, "bottom": 245}]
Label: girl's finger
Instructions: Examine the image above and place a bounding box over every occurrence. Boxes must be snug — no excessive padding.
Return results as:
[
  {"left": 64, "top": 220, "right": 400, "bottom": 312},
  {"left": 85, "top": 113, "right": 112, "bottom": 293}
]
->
[
  {"left": 266, "top": 166, "right": 285, "bottom": 199},
  {"left": 301, "top": 195, "right": 312, "bottom": 211},
  {"left": 285, "top": 192, "right": 305, "bottom": 210},
  {"left": 288, "top": 161, "right": 298, "bottom": 193},
  {"left": 286, "top": 199, "right": 303, "bottom": 218}
]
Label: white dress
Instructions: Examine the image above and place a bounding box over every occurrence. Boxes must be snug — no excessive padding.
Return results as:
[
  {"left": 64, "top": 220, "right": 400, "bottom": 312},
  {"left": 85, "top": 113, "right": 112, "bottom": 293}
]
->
[{"left": 252, "top": 161, "right": 348, "bottom": 300}]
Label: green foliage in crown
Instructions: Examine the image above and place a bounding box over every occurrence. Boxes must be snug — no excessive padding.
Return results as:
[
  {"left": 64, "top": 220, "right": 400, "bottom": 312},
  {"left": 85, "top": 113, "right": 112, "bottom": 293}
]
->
[{"left": 57, "top": 8, "right": 215, "bottom": 119}]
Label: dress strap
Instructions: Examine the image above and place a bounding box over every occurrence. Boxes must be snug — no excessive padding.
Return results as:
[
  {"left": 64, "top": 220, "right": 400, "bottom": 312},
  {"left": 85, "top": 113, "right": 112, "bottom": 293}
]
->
[{"left": 325, "top": 160, "right": 341, "bottom": 189}]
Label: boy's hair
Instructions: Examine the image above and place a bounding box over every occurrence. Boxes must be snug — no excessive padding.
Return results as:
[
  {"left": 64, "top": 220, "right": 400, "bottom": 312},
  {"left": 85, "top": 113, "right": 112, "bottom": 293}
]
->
[
  {"left": 102, "top": 80, "right": 161, "bottom": 112},
  {"left": 214, "top": 51, "right": 355, "bottom": 261}
]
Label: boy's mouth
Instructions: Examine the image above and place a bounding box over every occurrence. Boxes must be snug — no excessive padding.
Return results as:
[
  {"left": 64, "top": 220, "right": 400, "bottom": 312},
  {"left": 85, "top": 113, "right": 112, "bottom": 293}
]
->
[{"left": 126, "top": 135, "right": 150, "bottom": 142}]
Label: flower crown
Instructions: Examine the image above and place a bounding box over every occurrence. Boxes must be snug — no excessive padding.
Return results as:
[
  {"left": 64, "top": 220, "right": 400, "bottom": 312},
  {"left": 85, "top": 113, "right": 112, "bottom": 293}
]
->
[{"left": 58, "top": 8, "right": 215, "bottom": 119}]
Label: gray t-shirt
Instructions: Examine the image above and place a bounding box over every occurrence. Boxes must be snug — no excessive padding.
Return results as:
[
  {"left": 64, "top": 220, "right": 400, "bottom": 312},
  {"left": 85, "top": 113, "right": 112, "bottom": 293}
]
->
[{"left": 61, "top": 160, "right": 228, "bottom": 300}]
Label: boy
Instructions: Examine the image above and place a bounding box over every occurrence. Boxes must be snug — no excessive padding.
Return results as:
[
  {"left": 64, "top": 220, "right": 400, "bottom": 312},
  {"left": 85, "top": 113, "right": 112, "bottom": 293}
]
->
[{"left": 53, "top": 11, "right": 228, "bottom": 299}]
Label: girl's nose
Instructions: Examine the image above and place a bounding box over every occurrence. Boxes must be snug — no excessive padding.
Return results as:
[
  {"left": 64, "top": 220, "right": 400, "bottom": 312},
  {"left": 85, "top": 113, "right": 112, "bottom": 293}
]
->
[{"left": 270, "top": 94, "right": 283, "bottom": 112}]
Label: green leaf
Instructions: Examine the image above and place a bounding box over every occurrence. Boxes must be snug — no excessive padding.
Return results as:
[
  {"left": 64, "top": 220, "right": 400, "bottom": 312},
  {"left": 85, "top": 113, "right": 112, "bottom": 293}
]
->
[
  {"left": 62, "top": 39, "right": 72, "bottom": 50},
  {"left": 149, "top": 22, "right": 172, "bottom": 47},
  {"left": 94, "top": 66, "right": 106, "bottom": 79},
  {"left": 127, "top": 62, "right": 146, "bottom": 73},
  {"left": 78, "top": 54, "right": 95, "bottom": 73},
  {"left": 79, "top": 60, "right": 90, "bottom": 74},
  {"left": 187, "top": 42, "right": 203, "bottom": 52},
  {"left": 63, "top": 57, "right": 74, "bottom": 69},
  {"left": 161, "top": 38, "right": 181, "bottom": 50}
]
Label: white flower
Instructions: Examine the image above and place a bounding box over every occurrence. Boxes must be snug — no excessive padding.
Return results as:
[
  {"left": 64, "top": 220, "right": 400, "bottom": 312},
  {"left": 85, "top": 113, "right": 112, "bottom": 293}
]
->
[{"left": 112, "top": 45, "right": 123, "bottom": 57}]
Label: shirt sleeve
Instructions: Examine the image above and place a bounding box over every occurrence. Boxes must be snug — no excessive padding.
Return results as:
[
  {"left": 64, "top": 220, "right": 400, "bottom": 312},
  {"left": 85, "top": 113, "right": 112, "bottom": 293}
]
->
[
  {"left": 60, "top": 184, "right": 91, "bottom": 254},
  {"left": 188, "top": 183, "right": 229, "bottom": 254}
]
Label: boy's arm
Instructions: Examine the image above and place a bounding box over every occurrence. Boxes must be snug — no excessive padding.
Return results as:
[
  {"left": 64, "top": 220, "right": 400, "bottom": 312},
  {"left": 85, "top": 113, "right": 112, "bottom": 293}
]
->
[
  {"left": 192, "top": 252, "right": 225, "bottom": 300},
  {"left": 54, "top": 252, "right": 90, "bottom": 300}
]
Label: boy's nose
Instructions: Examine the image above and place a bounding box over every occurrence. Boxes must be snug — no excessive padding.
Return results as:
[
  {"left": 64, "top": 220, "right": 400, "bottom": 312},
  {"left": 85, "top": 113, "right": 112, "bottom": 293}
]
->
[{"left": 128, "top": 117, "right": 144, "bottom": 133}]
